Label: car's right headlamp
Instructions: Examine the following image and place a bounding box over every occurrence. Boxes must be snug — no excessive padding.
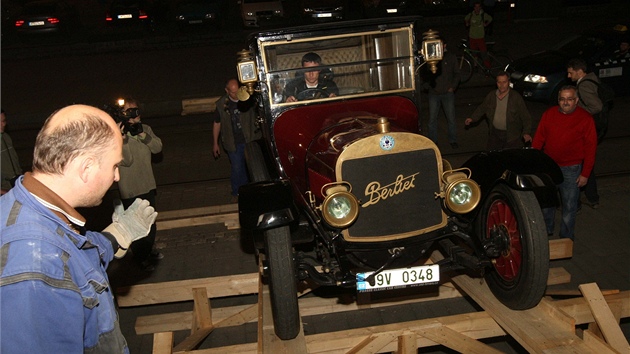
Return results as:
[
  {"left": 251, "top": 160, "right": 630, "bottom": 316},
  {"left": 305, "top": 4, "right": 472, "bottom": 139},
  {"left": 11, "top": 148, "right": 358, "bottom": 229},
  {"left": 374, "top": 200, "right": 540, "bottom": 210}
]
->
[
  {"left": 438, "top": 168, "right": 480, "bottom": 214},
  {"left": 319, "top": 183, "right": 359, "bottom": 229},
  {"left": 524, "top": 74, "right": 548, "bottom": 84}
]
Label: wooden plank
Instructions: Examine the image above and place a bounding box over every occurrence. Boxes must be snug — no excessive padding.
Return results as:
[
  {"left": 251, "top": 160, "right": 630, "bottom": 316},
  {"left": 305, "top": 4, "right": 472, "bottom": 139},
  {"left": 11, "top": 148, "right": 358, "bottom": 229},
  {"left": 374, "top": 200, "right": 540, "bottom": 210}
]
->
[
  {"left": 152, "top": 332, "right": 174, "bottom": 354},
  {"left": 415, "top": 324, "right": 503, "bottom": 354},
  {"left": 546, "top": 289, "right": 619, "bottom": 297},
  {"left": 181, "top": 96, "right": 221, "bottom": 115},
  {"left": 346, "top": 332, "right": 397, "bottom": 354},
  {"left": 555, "top": 292, "right": 630, "bottom": 325},
  {"left": 172, "top": 326, "right": 215, "bottom": 353},
  {"left": 582, "top": 329, "right": 621, "bottom": 353},
  {"left": 429, "top": 251, "right": 608, "bottom": 354},
  {"left": 579, "top": 283, "right": 630, "bottom": 353},
  {"left": 157, "top": 213, "right": 239, "bottom": 231},
  {"left": 549, "top": 238, "right": 573, "bottom": 260},
  {"left": 547, "top": 267, "right": 571, "bottom": 286},
  {"left": 191, "top": 288, "right": 212, "bottom": 333},
  {"left": 396, "top": 332, "right": 416, "bottom": 354},
  {"left": 157, "top": 204, "right": 238, "bottom": 221},
  {"left": 116, "top": 272, "right": 259, "bottom": 307}
]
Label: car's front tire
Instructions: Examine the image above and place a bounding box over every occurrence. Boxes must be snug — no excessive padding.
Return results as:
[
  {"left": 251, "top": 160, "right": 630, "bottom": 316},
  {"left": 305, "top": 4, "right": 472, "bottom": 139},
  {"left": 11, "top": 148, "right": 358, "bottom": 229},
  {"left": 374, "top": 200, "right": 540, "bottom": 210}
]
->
[
  {"left": 478, "top": 183, "right": 549, "bottom": 310},
  {"left": 264, "top": 226, "right": 300, "bottom": 340}
]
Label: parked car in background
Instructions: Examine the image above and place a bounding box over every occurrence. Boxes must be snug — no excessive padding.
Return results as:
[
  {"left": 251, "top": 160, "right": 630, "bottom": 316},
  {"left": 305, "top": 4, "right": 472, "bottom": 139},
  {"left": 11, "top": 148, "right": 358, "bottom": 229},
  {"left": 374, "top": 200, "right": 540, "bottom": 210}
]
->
[
  {"left": 240, "top": 0, "right": 283, "bottom": 28},
  {"left": 235, "top": 16, "right": 562, "bottom": 340},
  {"left": 174, "top": 0, "right": 220, "bottom": 29},
  {"left": 106, "top": 0, "right": 154, "bottom": 31},
  {"left": 507, "top": 23, "right": 630, "bottom": 103},
  {"left": 361, "top": 0, "right": 409, "bottom": 18},
  {"left": 302, "top": 0, "right": 345, "bottom": 22},
  {"left": 13, "top": 0, "right": 79, "bottom": 36}
]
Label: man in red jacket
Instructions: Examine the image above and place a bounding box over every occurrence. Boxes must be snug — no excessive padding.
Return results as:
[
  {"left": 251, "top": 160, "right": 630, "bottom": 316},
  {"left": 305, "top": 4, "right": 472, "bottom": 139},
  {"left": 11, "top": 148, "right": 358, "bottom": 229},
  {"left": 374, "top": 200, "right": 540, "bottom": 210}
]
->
[{"left": 532, "top": 85, "right": 597, "bottom": 240}]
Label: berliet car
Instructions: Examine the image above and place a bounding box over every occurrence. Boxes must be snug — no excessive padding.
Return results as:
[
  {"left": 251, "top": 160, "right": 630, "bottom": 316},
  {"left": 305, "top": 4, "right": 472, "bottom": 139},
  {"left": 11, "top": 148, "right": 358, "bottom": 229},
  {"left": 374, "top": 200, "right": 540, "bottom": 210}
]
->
[{"left": 234, "top": 17, "right": 562, "bottom": 340}]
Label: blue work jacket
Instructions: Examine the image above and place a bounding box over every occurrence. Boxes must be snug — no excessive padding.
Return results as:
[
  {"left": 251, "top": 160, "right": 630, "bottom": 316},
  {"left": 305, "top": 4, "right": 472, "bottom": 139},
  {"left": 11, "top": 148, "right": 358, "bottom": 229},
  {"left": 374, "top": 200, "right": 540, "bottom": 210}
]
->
[{"left": 0, "top": 177, "right": 128, "bottom": 353}]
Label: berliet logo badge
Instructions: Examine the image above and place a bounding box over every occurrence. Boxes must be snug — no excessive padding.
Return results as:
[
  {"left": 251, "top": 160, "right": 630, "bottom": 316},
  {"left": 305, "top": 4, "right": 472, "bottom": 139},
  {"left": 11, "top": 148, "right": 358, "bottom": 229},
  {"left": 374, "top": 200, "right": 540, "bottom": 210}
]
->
[
  {"left": 379, "top": 135, "right": 395, "bottom": 150},
  {"left": 362, "top": 172, "right": 420, "bottom": 207}
]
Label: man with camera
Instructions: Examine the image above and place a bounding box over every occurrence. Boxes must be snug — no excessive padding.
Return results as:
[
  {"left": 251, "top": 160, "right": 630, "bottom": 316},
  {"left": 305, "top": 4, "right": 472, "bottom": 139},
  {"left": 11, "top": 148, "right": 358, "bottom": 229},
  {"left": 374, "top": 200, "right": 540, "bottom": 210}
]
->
[
  {"left": 118, "top": 98, "right": 164, "bottom": 271},
  {"left": 1, "top": 109, "right": 22, "bottom": 195}
]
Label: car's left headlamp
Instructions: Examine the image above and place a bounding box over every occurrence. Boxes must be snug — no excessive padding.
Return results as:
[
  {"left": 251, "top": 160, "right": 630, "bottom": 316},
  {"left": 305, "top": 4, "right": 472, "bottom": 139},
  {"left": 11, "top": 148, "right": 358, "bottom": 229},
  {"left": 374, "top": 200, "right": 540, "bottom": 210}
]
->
[
  {"left": 439, "top": 168, "right": 480, "bottom": 214},
  {"left": 319, "top": 183, "right": 359, "bottom": 228}
]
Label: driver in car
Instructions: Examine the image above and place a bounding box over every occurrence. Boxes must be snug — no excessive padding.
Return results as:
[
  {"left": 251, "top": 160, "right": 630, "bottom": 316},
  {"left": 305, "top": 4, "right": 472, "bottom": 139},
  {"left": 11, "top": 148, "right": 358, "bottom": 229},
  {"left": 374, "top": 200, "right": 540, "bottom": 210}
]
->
[{"left": 284, "top": 52, "right": 339, "bottom": 102}]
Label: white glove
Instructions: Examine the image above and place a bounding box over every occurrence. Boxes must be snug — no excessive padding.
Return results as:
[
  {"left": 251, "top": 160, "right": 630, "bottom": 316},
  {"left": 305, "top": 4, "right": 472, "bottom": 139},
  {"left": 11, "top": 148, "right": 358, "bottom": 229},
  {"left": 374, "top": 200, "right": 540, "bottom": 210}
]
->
[{"left": 103, "top": 198, "right": 158, "bottom": 258}]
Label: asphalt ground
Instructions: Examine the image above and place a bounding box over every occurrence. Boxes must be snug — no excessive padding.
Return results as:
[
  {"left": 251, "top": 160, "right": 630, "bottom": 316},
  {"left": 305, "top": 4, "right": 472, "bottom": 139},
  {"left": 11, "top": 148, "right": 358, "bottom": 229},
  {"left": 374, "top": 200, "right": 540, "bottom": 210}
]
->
[{"left": 2, "top": 4, "right": 629, "bottom": 353}]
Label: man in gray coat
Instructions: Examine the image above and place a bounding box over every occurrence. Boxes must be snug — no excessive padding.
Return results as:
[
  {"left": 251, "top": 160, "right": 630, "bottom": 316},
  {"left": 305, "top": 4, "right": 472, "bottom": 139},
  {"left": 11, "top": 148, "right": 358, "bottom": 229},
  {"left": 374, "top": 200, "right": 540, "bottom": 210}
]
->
[{"left": 465, "top": 71, "right": 532, "bottom": 150}]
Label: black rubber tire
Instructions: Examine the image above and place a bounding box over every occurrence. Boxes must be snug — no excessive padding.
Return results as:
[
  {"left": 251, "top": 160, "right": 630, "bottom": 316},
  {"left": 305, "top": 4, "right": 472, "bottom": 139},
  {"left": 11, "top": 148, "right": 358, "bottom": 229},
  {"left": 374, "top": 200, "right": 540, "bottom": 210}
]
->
[
  {"left": 244, "top": 142, "right": 270, "bottom": 183},
  {"left": 457, "top": 56, "right": 473, "bottom": 84},
  {"left": 488, "top": 54, "right": 512, "bottom": 78},
  {"left": 264, "top": 226, "right": 300, "bottom": 340},
  {"left": 477, "top": 184, "right": 549, "bottom": 310}
]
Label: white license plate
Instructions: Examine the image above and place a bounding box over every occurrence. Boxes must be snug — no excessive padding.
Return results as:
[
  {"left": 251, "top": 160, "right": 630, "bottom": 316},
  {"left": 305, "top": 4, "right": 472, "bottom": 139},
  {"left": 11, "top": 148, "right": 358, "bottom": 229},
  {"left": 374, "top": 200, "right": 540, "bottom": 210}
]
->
[
  {"left": 316, "top": 13, "right": 332, "bottom": 18},
  {"left": 118, "top": 14, "right": 133, "bottom": 19},
  {"left": 357, "top": 264, "right": 439, "bottom": 292},
  {"left": 386, "top": 9, "right": 398, "bottom": 13},
  {"left": 29, "top": 21, "right": 45, "bottom": 26}
]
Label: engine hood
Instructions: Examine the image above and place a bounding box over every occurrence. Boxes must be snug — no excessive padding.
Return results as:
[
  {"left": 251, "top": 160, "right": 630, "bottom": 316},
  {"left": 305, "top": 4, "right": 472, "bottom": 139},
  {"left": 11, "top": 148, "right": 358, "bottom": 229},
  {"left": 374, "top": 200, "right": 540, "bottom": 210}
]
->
[
  {"left": 272, "top": 96, "right": 418, "bottom": 197},
  {"left": 510, "top": 50, "right": 570, "bottom": 76}
]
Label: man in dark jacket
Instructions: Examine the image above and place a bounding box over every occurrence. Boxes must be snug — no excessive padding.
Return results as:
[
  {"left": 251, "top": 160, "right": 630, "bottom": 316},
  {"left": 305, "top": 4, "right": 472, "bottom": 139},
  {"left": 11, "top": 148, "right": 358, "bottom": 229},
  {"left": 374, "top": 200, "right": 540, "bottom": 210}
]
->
[
  {"left": 213, "top": 79, "right": 262, "bottom": 199},
  {"left": 465, "top": 71, "right": 532, "bottom": 150},
  {"left": 424, "top": 44, "right": 461, "bottom": 149}
]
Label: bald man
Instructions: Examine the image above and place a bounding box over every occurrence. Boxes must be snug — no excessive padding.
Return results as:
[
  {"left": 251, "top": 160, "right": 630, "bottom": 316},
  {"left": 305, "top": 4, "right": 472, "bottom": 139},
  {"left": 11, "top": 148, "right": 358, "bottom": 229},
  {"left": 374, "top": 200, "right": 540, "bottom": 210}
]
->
[{"left": 0, "top": 105, "right": 157, "bottom": 353}]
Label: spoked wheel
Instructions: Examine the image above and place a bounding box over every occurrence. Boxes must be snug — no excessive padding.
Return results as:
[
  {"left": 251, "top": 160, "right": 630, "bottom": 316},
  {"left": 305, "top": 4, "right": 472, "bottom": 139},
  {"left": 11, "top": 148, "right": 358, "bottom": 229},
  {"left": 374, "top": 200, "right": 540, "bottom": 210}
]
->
[
  {"left": 478, "top": 184, "right": 549, "bottom": 310},
  {"left": 488, "top": 54, "right": 512, "bottom": 78},
  {"left": 264, "top": 226, "right": 300, "bottom": 340},
  {"left": 457, "top": 56, "right": 473, "bottom": 83}
]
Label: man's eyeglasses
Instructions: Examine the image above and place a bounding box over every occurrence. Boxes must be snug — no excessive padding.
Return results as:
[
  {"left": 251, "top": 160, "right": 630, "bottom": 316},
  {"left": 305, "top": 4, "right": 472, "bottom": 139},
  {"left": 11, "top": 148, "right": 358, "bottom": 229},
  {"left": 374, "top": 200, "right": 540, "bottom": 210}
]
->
[{"left": 558, "top": 97, "right": 577, "bottom": 102}]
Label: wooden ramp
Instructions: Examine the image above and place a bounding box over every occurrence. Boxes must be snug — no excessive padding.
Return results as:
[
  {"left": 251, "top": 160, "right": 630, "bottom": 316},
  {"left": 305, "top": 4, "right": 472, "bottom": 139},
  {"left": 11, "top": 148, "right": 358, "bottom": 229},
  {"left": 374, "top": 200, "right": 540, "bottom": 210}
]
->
[{"left": 116, "top": 204, "right": 630, "bottom": 353}]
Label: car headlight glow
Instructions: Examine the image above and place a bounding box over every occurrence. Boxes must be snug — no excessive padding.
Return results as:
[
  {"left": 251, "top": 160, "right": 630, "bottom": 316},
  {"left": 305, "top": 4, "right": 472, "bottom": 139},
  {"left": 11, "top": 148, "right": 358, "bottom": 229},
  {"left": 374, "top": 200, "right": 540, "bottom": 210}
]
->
[
  {"left": 440, "top": 168, "right": 481, "bottom": 214},
  {"left": 320, "top": 189, "right": 359, "bottom": 228},
  {"left": 524, "top": 74, "right": 548, "bottom": 84}
]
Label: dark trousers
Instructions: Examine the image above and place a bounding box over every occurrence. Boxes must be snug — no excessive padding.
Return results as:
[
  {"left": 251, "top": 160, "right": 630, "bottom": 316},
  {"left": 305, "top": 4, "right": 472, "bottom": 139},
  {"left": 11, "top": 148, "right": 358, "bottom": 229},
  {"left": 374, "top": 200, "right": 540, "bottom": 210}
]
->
[
  {"left": 582, "top": 168, "right": 599, "bottom": 204},
  {"left": 122, "top": 189, "right": 157, "bottom": 263},
  {"left": 487, "top": 127, "right": 523, "bottom": 151}
]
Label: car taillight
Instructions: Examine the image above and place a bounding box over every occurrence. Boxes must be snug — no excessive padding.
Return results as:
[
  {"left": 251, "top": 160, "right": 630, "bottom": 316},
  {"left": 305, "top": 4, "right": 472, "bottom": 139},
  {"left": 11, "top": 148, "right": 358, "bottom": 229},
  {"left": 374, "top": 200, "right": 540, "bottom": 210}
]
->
[
  {"left": 15, "top": 20, "right": 25, "bottom": 27},
  {"left": 105, "top": 13, "right": 112, "bottom": 21},
  {"left": 139, "top": 10, "right": 148, "bottom": 19},
  {"left": 47, "top": 17, "right": 60, "bottom": 24}
]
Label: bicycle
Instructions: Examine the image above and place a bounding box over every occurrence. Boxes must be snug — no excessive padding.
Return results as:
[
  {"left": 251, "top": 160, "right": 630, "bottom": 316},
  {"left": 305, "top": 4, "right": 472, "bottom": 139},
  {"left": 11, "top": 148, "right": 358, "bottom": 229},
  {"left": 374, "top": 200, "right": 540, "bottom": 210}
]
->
[{"left": 457, "top": 39, "right": 512, "bottom": 84}]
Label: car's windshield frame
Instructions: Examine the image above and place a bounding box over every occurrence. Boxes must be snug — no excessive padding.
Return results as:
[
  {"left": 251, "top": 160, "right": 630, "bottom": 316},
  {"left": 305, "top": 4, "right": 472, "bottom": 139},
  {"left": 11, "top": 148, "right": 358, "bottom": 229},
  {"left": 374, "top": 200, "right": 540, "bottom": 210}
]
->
[{"left": 258, "top": 25, "right": 417, "bottom": 108}]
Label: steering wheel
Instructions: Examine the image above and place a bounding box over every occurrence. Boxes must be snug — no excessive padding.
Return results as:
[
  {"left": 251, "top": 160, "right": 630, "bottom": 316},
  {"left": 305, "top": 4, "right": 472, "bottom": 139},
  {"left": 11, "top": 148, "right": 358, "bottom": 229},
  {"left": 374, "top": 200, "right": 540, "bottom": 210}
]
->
[{"left": 296, "top": 88, "right": 329, "bottom": 101}]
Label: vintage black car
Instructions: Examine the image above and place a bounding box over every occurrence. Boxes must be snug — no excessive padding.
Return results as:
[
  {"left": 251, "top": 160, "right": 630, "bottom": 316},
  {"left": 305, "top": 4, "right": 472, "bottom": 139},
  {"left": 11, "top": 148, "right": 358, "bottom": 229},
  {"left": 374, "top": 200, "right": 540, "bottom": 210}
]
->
[{"left": 235, "top": 16, "right": 562, "bottom": 340}]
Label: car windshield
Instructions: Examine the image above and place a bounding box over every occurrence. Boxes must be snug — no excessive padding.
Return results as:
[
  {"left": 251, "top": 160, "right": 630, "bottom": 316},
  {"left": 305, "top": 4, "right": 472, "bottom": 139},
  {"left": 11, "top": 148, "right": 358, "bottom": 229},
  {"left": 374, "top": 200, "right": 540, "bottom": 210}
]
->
[
  {"left": 261, "top": 26, "right": 415, "bottom": 106},
  {"left": 554, "top": 34, "right": 608, "bottom": 59}
]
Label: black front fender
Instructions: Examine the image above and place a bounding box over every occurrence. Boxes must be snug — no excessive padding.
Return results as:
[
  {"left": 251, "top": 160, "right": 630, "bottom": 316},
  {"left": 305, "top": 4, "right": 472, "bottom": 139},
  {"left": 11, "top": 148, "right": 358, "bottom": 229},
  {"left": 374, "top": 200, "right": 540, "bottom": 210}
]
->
[
  {"left": 238, "top": 179, "right": 298, "bottom": 231},
  {"left": 462, "top": 148, "right": 563, "bottom": 208}
]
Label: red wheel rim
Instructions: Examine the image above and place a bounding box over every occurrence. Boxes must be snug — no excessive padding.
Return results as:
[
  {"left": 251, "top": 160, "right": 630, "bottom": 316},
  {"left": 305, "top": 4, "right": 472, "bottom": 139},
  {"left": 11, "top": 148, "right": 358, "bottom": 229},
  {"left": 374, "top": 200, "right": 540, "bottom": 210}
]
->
[{"left": 486, "top": 199, "right": 522, "bottom": 281}]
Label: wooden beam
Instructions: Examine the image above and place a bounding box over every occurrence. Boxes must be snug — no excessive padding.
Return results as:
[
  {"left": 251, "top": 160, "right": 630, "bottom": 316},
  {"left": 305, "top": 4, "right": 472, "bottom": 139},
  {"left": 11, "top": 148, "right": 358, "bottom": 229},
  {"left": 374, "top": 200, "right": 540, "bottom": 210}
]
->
[
  {"left": 152, "top": 332, "right": 174, "bottom": 354},
  {"left": 346, "top": 332, "right": 397, "bottom": 354},
  {"left": 549, "top": 238, "right": 573, "bottom": 260},
  {"left": 579, "top": 283, "right": 630, "bottom": 353},
  {"left": 157, "top": 212, "right": 240, "bottom": 231},
  {"left": 192, "top": 288, "right": 213, "bottom": 333},
  {"left": 116, "top": 272, "right": 259, "bottom": 307},
  {"left": 157, "top": 204, "right": 238, "bottom": 221},
  {"left": 396, "top": 332, "right": 416, "bottom": 354},
  {"left": 547, "top": 267, "right": 571, "bottom": 286},
  {"left": 415, "top": 324, "right": 503, "bottom": 354}
]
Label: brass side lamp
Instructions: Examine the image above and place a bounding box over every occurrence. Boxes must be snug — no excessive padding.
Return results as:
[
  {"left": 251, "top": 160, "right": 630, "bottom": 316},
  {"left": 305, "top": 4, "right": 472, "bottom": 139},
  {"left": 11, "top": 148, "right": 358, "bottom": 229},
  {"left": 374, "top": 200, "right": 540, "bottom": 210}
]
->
[
  {"left": 236, "top": 49, "right": 257, "bottom": 100},
  {"left": 421, "top": 29, "right": 443, "bottom": 74}
]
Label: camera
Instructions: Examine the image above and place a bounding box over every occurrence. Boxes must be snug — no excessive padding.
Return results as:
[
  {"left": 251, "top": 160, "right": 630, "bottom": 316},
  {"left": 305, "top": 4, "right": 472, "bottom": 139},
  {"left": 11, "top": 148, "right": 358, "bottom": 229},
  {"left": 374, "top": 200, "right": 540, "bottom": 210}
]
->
[{"left": 103, "top": 103, "right": 144, "bottom": 136}]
